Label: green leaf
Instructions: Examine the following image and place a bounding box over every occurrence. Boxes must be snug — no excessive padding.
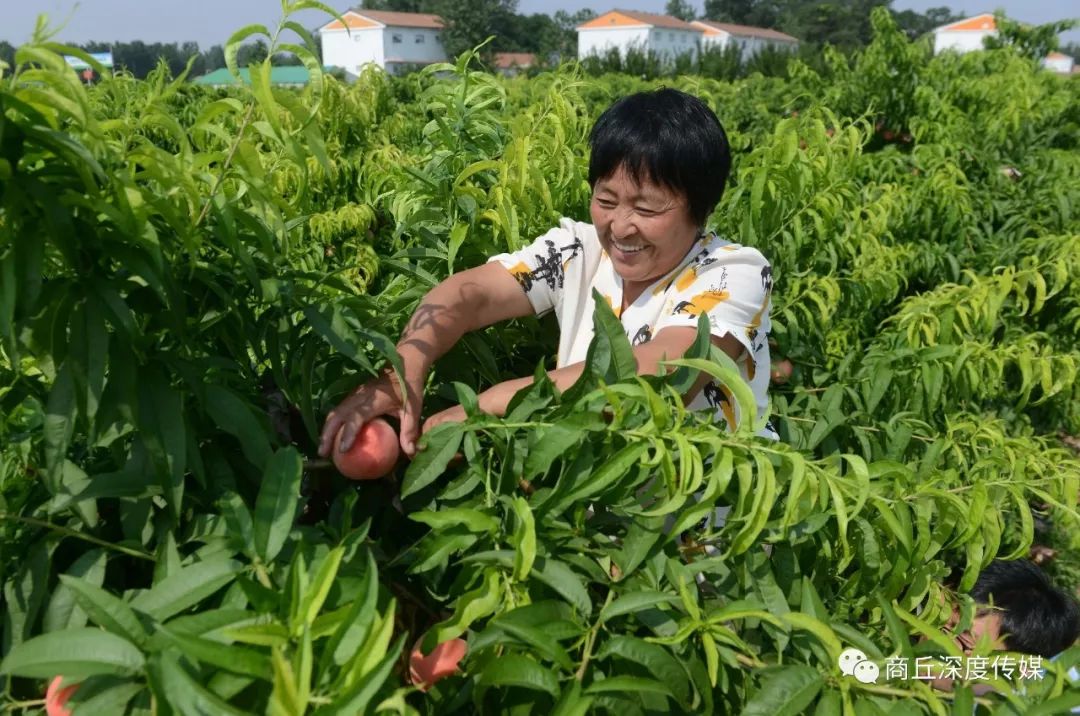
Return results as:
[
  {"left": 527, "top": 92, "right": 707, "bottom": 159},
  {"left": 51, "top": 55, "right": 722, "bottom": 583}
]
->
[
  {"left": 3, "top": 541, "right": 52, "bottom": 652},
  {"left": 253, "top": 447, "right": 303, "bottom": 562},
  {"left": 584, "top": 675, "right": 674, "bottom": 696},
  {"left": 296, "top": 546, "right": 344, "bottom": 631},
  {"left": 741, "top": 665, "right": 823, "bottom": 716},
  {"left": 401, "top": 423, "right": 464, "bottom": 498},
  {"left": 137, "top": 366, "right": 187, "bottom": 520},
  {"left": 158, "top": 627, "right": 271, "bottom": 679},
  {"left": 43, "top": 363, "right": 76, "bottom": 494},
  {"left": 434, "top": 569, "right": 503, "bottom": 643},
  {"left": 559, "top": 442, "right": 650, "bottom": 507},
  {"left": 150, "top": 651, "right": 248, "bottom": 716},
  {"left": 0, "top": 628, "right": 144, "bottom": 679},
  {"left": 205, "top": 387, "right": 273, "bottom": 470},
  {"left": 59, "top": 575, "right": 148, "bottom": 646},
  {"left": 600, "top": 591, "right": 679, "bottom": 622},
  {"left": 598, "top": 636, "right": 690, "bottom": 706},
  {"left": 532, "top": 556, "right": 592, "bottom": 616},
  {"left": 410, "top": 507, "right": 499, "bottom": 533},
  {"left": 476, "top": 654, "right": 560, "bottom": 696},
  {"left": 494, "top": 619, "right": 575, "bottom": 671},
  {"left": 317, "top": 634, "right": 405, "bottom": 716},
  {"left": 302, "top": 304, "right": 375, "bottom": 372},
  {"left": 590, "top": 289, "right": 637, "bottom": 382},
  {"left": 43, "top": 549, "right": 106, "bottom": 632},
  {"left": 130, "top": 558, "right": 241, "bottom": 621},
  {"left": 523, "top": 421, "right": 585, "bottom": 478},
  {"left": 65, "top": 679, "right": 144, "bottom": 715},
  {"left": 509, "top": 496, "right": 536, "bottom": 581}
]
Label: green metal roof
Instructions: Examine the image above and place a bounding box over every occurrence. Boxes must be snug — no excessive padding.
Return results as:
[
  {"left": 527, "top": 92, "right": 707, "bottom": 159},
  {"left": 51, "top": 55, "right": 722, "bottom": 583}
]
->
[{"left": 193, "top": 66, "right": 311, "bottom": 86}]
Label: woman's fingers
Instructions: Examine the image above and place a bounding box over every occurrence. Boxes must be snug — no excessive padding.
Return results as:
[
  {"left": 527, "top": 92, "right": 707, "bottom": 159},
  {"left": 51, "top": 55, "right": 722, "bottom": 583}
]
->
[
  {"left": 336, "top": 415, "right": 364, "bottom": 453},
  {"left": 318, "top": 410, "right": 344, "bottom": 458}
]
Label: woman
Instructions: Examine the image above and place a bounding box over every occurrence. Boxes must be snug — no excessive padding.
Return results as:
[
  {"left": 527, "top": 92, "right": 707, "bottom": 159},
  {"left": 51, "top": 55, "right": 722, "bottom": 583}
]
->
[{"left": 318, "top": 88, "right": 774, "bottom": 461}]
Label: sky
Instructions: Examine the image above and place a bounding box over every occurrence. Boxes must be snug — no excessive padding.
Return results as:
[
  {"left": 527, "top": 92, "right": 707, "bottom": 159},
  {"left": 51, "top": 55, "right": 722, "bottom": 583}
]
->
[{"left": 4, "top": 0, "right": 1078, "bottom": 48}]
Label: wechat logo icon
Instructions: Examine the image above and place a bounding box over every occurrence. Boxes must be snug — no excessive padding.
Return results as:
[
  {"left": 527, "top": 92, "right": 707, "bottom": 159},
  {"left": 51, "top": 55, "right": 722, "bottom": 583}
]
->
[{"left": 838, "top": 648, "right": 879, "bottom": 684}]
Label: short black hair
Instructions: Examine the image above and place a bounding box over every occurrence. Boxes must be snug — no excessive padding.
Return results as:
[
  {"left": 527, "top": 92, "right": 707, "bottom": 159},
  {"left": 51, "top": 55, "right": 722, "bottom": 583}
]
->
[
  {"left": 970, "top": 559, "right": 1080, "bottom": 657},
  {"left": 588, "top": 88, "right": 731, "bottom": 227}
]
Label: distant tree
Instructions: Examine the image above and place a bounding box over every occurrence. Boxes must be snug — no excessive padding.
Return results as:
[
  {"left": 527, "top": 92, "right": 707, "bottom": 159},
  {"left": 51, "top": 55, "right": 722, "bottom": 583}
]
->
[
  {"left": 780, "top": 0, "right": 890, "bottom": 48},
  {"left": 0, "top": 41, "right": 15, "bottom": 69},
  {"left": 892, "top": 6, "right": 961, "bottom": 39},
  {"left": 550, "top": 8, "right": 596, "bottom": 60},
  {"left": 361, "top": 0, "right": 426, "bottom": 9},
  {"left": 983, "top": 11, "right": 1078, "bottom": 62},
  {"left": 703, "top": 0, "right": 782, "bottom": 28},
  {"left": 493, "top": 12, "right": 560, "bottom": 54},
  {"left": 201, "top": 45, "right": 226, "bottom": 73},
  {"left": 1062, "top": 41, "right": 1080, "bottom": 61},
  {"left": 271, "top": 52, "right": 305, "bottom": 66},
  {"left": 237, "top": 39, "right": 270, "bottom": 66},
  {"left": 427, "top": 0, "right": 519, "bottom": 59},
  {"left": 665, "top": 0, "right": 697, "bottom": 22}
]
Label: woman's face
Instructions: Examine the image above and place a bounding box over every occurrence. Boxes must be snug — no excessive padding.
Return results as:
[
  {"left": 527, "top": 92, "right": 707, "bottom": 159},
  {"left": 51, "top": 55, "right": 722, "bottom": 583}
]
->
[{"left": 590, "top": 165, "right": 701, "bottom": 288}]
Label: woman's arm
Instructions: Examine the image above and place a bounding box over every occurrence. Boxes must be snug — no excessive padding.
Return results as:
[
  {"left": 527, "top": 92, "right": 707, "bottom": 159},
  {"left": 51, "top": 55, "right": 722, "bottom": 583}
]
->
[
  {"left": 422, "top": 326, "right": 744, "bottom": 432},
  {"left": 319, "top": 263, "right": 534, "bottom": 458}
]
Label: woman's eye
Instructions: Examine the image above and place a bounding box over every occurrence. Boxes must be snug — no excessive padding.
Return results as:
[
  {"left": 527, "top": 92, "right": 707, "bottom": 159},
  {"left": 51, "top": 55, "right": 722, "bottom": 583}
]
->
[
  {"left": 635, "top": 207, "right": 658, "bottom": 216},
  {"left": 595, "top": 199, "right": 616, "bottom": 209}
]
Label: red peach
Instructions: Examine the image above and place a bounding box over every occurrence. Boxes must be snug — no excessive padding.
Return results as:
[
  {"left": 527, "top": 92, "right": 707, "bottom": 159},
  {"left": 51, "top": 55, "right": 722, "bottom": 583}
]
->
[
  {"left": 409, "top": 637, "right": 468, "bottom": 691},
  {"left": 333, "top": 418, "right": 400, "bottom": 480},
  {"left": 45, "top": 677, "right": 78, "bottom": 716}
]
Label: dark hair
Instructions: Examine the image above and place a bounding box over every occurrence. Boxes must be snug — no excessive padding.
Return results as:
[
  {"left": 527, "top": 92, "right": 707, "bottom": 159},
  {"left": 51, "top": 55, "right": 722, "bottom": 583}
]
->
[
  {"left": 970, "top": 560, "right": 1080, "bottom": 657},
  {"left": 588, "top": 88, "right": 731, "bottom": 226}
]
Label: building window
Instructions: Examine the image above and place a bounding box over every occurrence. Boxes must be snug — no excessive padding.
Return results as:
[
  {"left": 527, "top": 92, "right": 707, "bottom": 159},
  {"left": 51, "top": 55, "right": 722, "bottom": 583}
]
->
[
  {"left": 353, "top": 35, "right": 361, "bottom": 42},
  {"left": 392, "top": 33, "right": 402, "bottom": 44},
  {"left": 415, "top": 34, "right": 425, "bottom": 43},
  {"left": 669, "top": 32, "right": 674, "bottom": 41}
]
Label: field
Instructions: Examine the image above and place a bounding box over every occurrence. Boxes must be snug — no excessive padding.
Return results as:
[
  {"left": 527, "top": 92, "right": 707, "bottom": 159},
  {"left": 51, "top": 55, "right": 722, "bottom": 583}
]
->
[{"left": 1, "top": 5, "right": 1079, "bottom": 714}]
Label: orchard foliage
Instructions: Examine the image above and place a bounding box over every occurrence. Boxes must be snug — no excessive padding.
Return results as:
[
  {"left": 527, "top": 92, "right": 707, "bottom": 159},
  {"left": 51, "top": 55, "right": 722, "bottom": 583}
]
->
[{"left": 1, "top": 5, "right": 1079, "bottom": 715}]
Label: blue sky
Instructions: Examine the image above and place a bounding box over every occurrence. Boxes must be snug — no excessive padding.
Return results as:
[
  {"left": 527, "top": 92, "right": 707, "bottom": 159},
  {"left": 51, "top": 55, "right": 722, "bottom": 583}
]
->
[{"left": 5, "top": 1, "right": 1077, "bottom": 47}]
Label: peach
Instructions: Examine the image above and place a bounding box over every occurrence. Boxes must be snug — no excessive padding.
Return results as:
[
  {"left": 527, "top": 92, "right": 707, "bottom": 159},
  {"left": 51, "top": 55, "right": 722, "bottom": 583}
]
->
[
  {"left": 409, "top": 637, "right": 467, "bottom": 691},
  {"left": 333, "top": 418, "right": 400, "bottom": 480},
  {"left": 45, "top": 677, "right": 78, "bottom": 716}
]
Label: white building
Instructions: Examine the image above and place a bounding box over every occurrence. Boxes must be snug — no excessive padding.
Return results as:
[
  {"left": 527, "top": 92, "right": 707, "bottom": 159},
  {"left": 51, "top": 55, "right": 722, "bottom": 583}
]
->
[
  {"left": 932, "top": 13, "right": 1076, "bottom": 73},
  {"left": 1042, "top": 51, "right": 1075, "bottom": 74},
  {"left": 932, "top": 13, "right": 997, "bottom": 54},
  {"left": 577, "top": 10, "right": 702, "bottom": 63},
  {"left": 692, "top": 20, "right": 798, "bottom": 56},
  {"left": 319, "top": 9, "right": 447, "bottom": 76}
]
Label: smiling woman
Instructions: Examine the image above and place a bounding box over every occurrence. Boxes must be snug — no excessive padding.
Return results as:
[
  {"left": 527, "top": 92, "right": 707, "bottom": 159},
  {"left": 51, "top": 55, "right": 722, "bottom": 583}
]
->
[{"left": 319, "top": 88, "right": 776, "bottom": 463}]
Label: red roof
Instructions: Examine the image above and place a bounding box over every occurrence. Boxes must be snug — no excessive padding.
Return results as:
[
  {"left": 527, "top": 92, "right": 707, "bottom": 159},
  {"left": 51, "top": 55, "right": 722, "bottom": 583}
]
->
[
  {"left": 493, "top": 52, "right": 536, "bottom": 69},
  {"left": 322, "top": 9, "right": 444, "bottom": 31},
  {"left": 693, "top": 20, "right": 798, "bottom": 43},
  {"left": 935, "top": 14, "right": 996, "bottom": 33},
  {"left": 578, "top": 10, "right": 700, "bottom": 31}
]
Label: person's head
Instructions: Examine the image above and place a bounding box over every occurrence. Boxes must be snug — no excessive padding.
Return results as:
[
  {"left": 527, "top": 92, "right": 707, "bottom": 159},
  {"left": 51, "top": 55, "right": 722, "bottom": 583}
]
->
[
  {"left": 588, "top": 88, "right": 731, "bottom": 287},
  {"left": 953, "top": 560, "right": 1080, "bottom": 657}
]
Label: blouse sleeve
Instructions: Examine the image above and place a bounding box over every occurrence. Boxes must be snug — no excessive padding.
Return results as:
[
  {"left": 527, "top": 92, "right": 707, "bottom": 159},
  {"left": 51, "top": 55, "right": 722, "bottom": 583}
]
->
[
  {"left": 654, "top": 244, "right": 773, "bottom": 362},
  {"left": 486, "top": 218, "right": 587, "bottom": 318}
]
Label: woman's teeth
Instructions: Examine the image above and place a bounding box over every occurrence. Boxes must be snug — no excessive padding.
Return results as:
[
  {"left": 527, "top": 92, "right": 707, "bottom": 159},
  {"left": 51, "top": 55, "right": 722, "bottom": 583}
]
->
[{"left": 614, "top": 241, "right": 645, "bottom": 254}]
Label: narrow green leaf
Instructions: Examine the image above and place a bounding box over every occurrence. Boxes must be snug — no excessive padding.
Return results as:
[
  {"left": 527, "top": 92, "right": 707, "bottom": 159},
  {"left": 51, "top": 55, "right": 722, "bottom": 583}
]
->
[
  {"left": 59, "top": 575, "right": 148, "bottom": 646},
  {"left": 253, "top": 447, "right": 303, "bottom": 562},
  {"left": 476, "top": 654, "right": 560, "bottom": 695},
  {"left": 0, "top": 628, "right": 144, "bottom": 679},
  {"left": 741, "top": 665, "right": 823, "bottom": 716},
  {"left": 401, "top": 423, "right": 464, "bottom": 498},
  {"left": 130, "top": 558, "right": 241, "bottom": 621}
]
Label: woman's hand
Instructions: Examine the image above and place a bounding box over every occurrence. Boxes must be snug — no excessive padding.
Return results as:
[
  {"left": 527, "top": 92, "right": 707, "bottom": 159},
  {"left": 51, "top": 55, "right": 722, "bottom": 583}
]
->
[
  {"left": 421, "top": 404, "right": 469, "bottom": 436},
  {"left": 318, "top": 368, "right": 425, "bottom": 459}
]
